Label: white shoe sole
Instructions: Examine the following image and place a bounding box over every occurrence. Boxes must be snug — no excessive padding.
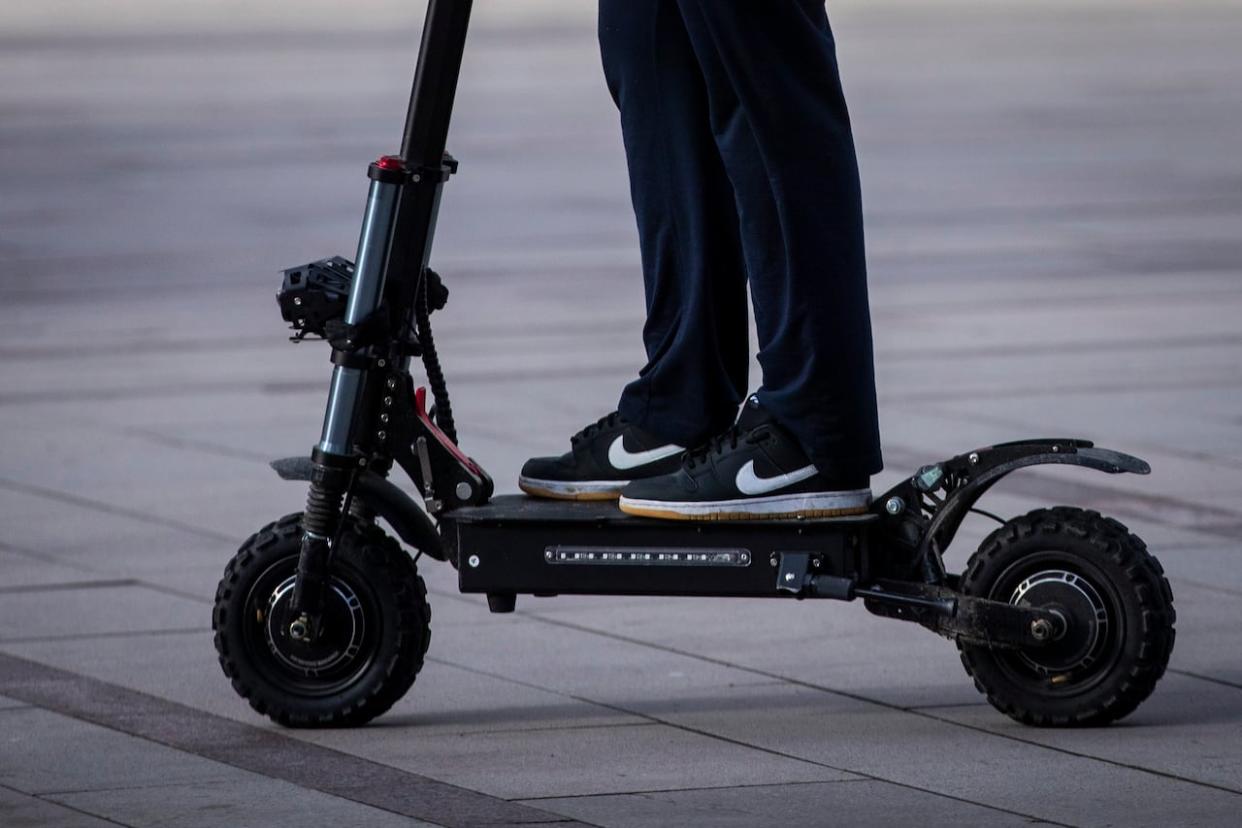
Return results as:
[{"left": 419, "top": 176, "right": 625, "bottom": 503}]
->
[
  {"left": 618, "top": 489, "right": 872, "bottom": 521},
  {"left": 519, "top": 476, "right": 628, "bottom": 501}
]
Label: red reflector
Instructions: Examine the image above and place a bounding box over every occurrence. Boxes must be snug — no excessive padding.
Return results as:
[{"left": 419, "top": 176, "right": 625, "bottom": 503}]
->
[{"left": 376, "top": 155, "right": 404, "bottom": 170}]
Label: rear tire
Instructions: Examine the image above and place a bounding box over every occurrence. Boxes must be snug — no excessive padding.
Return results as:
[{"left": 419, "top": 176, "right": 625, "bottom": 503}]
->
[
  {"left": 958, "top": 507, "right": 1175, "bottom": 727},
  {"left": 212, "top": 513, "right": 431, "bottom": 727}
]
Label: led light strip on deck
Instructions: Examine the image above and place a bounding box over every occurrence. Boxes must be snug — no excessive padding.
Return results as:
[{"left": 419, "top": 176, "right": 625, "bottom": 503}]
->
[{"left": 544, "top": 546, "right": 752, "bottom": 567}]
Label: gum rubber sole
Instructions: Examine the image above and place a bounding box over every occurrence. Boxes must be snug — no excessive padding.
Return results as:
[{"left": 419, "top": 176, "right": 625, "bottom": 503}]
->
[
  {"left": 618, "top": 490, "right": 872, "bottom": 521},
  {"left": 518, "top": 477, "right": 624, "bottom": 501},
  {"left": 617, "top": 503, "right": 870, "bottom": 521}
]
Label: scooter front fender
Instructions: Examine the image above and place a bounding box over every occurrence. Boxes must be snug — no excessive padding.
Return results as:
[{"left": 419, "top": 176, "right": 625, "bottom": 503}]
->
[{"left": 271, "top": 457, "right": 446, "bottom": 561}]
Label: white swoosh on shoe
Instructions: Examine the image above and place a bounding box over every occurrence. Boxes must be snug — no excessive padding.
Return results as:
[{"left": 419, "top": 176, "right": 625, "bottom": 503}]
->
[
  {"left": 607, "top": 436, "right": 683, "bottom": 471},
  {"left": 735, "top": 460, "right": 817, "bottom": 496}
]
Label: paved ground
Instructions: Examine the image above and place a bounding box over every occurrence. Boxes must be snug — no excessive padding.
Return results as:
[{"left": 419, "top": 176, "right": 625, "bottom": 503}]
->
[{"left": 2, "top": 0, "right": 1241, "bottom": 825}]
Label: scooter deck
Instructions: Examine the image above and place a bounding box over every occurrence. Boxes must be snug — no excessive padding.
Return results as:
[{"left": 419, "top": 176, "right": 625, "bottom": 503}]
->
[{"left": 443, "top": 495, "right": 877, "bottom": 603}]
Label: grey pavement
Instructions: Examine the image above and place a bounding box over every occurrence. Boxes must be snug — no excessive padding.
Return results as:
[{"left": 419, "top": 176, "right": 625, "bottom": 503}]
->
[{"left": 2, "top": 0, "right": 1242, "bottom": 825}]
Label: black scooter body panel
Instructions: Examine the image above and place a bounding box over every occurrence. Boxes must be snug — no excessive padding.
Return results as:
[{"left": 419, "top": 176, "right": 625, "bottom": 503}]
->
[{"left": 445, "top": 495, "right": 876, "bottom": 597}]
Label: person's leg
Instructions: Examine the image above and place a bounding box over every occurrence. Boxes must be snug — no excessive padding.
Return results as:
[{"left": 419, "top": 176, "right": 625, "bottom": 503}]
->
[
  {"left": 673, "top": 0, "right": 882, "bottom": 480},
  {"left": 600, "top": 0, "right": 750, "bottom": 448},
  {"left": 517, "top": 0, "right": 750, "bottom": 501}
]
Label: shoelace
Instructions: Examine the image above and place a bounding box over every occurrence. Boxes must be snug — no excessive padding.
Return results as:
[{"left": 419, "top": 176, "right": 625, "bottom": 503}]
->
[
  {"left": 684, "top": 424, "right": 758, "bottom": 470},
  {"left": 570, "top": 411, "right": 622, "bottom": 446}
]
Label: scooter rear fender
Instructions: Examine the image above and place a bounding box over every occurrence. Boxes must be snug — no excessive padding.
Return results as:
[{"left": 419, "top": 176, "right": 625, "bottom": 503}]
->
[{"left": 873, "top": 438, "right": 1151, "bottom": 576}]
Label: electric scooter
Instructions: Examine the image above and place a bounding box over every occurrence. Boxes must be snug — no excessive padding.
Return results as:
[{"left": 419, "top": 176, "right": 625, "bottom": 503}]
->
[{"left": 212, "top": 0, "right": 1176, "bottom": 729}]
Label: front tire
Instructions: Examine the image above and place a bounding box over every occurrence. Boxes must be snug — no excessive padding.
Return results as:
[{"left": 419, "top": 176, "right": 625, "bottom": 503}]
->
[
  {"left": 212, "top": 513, "right": 431, "bottom": 727},
  {"left": 958, "top": 507, "right": 1175, "bottom": 727}
]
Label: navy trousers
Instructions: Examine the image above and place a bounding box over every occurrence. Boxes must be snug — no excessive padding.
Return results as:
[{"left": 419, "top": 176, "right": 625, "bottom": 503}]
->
[{"left": 602, "top": 0, "right": 883, "bottom": 479}]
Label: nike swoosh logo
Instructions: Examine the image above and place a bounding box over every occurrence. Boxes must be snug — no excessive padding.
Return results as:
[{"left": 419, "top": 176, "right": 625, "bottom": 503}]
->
[
  {"left": 607, "top": 436, "right": 683, "bottom": 471},
  {"left": 735, "top": 460, "right": 817, "bottom": 496}
]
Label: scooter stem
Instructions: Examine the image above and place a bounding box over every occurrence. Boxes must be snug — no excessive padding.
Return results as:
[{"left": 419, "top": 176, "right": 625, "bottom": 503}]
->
[{"left": 291, "top": 0, "right": 476, "bottom": 623}]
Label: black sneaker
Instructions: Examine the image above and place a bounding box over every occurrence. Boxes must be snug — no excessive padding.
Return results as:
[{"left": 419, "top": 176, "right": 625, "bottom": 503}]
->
[
  {"left": 618, "top": 396, "right": 871, "bottom": 520},
  {"left": 519, "top": 412, "right": 685, "bottom": 500}
]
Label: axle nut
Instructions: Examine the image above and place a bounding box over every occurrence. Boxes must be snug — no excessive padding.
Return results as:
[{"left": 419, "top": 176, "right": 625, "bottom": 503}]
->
[{"left": 1030, "top": 618, "right": 1054, "bottom": 641}]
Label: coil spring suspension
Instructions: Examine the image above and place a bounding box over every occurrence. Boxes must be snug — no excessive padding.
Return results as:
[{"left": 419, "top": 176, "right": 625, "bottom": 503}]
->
[
  {"left": 302, "top": 476, "right": 347, "bottom": 539},
  {"left": 291, "top": 471, "right": 350, "bottom": 619}
]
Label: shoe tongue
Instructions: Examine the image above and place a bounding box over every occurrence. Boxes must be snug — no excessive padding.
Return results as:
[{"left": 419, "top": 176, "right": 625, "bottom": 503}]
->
[{"left": 736, "top": 394, "right": 774, "bottom": 431}]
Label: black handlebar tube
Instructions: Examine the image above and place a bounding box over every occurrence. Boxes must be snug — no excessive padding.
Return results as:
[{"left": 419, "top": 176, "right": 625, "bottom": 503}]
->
[
  {"left": 401, "top": 0, "right": 474, "bottom": 164},
  {"left": 384, "top": 0, "right": 475, "bottom": 331}
]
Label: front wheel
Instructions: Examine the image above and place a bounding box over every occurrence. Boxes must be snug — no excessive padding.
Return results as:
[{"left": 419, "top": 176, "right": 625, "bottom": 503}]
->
[
  {"left": 212, "top": 513, "right": 431, "bottom": 727},
  {"left": 958, "top": 507, "right": 1175, "bottom": 727}
]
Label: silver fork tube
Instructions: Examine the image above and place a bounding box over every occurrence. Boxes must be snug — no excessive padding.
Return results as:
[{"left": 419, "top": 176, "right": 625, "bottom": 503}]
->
[{"left": 317, "top": 178, "right": 402, "bottom": 456}]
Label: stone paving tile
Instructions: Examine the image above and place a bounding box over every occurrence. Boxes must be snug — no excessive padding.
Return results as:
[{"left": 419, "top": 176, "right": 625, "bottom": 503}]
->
[
  {"left": 0, "top": 487, "right": 229, "bottom": 568},
  {"left": 8, "top": 283, "right": 1239, "bottom": 415},
  {"left": 0, "top": 584, "right": 205, "bottom": 642},
  {"left": 0, "top": 634, "right": 239, "bottom": 719},
  {"left": 0, "top": 629, "right": 635, "bottom": 732},
  {"left": 1160, "top": 543, "right": 1242, "bottom": 596},
  {"left": 388, "top": 604, "right": 1242, "bottom": 821},
  {"left": 0, "top": 707, "right": 235, "bottom": 794},
  {"left": 127, "top": 562, "right": 243, "bottom": 606},
  {"left": 0, "top": 547, "right": 100, "bottom": 589},
  {"left": 0, "top": 786, "right": 117, "bottom": 828},
  {"left": 0, "top": 709, "right": 436, "bottom": 828},
  {"left": 1164, "top": 582, "right": 1242, "bottom": 687},
  {"left": 522, "top": 779, "right": 1041, "bottom": 828},
  {"left": 0, "top": 631, "right": 278, "bottom": 722},
  {"left": 0, "top": 694, "right": 29, "bottom": 710},
  {"left": 297, "top": 720, "right": 854, "bottom": 801},
  {"left": 929, "top": 672, "right": 1242, "bottom": 794},
  {"left": 517, "top": 594, "right": 988, "bottom": 711},
  {"left": 379, "top": 660, "right": 646, "bottom": 736},
  {"left": 1, "top": 654, "right": 597, "bottom": 828},
  {"left": 47, "top": 779, "right": 437, "bottom": 828},
  {"left": 880, "top": 290, "right": 1242, "bottom": 351},
  {"left": 422, "top": 608, "right": 799, "bottom": 706},
  {"left": 0, "top": 424, "right": 296, "bottom": 542},
  {"left": 649, "top": 683, "right": 1242, "bottom": 828}
]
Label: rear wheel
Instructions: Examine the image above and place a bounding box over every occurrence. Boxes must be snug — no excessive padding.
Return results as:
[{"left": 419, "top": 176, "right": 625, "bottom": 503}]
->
[
  {"left": 212, "top": 513, "right": 431, "bottom": 727},
  {"left": 958, "top": 507, "right": 1175, "bottom": 727}
]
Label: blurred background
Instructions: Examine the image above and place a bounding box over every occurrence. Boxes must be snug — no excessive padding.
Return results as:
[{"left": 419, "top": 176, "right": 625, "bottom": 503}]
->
[{"left": 2, "top": 1, "right": 1241, "bottom": 826}]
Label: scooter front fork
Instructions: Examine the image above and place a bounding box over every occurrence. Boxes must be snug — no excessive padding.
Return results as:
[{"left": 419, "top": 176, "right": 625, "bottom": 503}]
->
[
  {"left": 290, "top": 160, "right": 406, "bottom": 631},
  {"left": 288, "top": 454, "right": 353, "bottom": 634}
]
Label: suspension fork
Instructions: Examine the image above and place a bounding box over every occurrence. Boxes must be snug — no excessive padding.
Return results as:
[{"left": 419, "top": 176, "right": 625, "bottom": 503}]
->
[
  {"left": 290, "top": 0, "right": 475, "bottom": 629},
  {"left": 290, "top": 163, "right": 404, "bottom": 628}
]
